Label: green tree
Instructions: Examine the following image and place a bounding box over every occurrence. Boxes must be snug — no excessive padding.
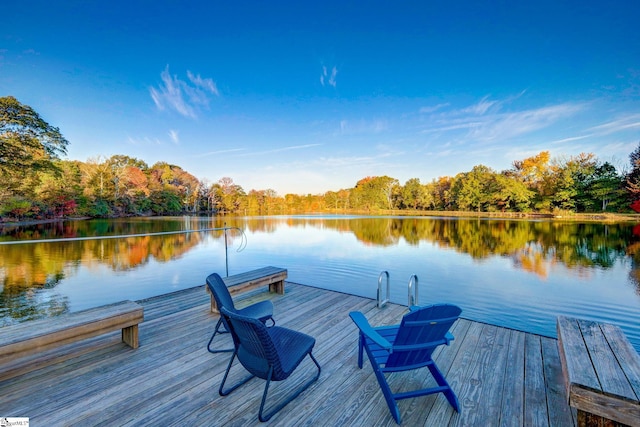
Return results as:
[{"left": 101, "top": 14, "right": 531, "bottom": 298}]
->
[
  {"left": 588, "top": 162, "right": 625, "bottom": 211},
  {"left": 400, "top": 178, "right": 431, "bottom": 210},
  {"left": 451, "top": 165, "right": 496, "bottom": 212},
  {"left": 0, "top": 96, "right": 68, "bottom": 172},
  {"left": 493, "top": 173, "right": 534, "bottom": 212}
]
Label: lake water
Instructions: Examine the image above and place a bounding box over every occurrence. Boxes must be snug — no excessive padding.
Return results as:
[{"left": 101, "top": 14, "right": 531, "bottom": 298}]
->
[{"left": 1, "top": 215, "right": 639, "bottom": 351}]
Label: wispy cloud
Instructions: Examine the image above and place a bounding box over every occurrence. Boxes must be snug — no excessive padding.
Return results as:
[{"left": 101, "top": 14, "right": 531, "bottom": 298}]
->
[
  {"left": 339, "top": 119, "right": 388, "bottom": 135},
  {"left": 241, "top": 143, "right": 323, "bottom": 157},
  {"left": 420, "top": 96, "right": 585, "bottom": 145},
  {"left": 585, "top": 113, "right": 640, "bottom": 135},
  {"left": 548, "top": 134, "right": 593, "bottom": 145},
  {"left": 320, "top": 66, "right": 338, "bottom": 87},
  {"left": 198, "top": 148, "right": 246, "bottom": 158},
  {"left": 150, "top": 65, "right": 219, "bottom": 118},
  {"left": 419, "top": 103, "right": 450, "bottom": 114},
  {"left": 168, "top": 129, "right": 179, "bottom": 144},
  {"left": 127, "top": 136, "right": 163, "bottom": 146},
  {"left": 462, "top": 95, "right": 500, "bottom": 115},
  {"left": 469, "top": 103, "right": 584, "bottom": 142}
]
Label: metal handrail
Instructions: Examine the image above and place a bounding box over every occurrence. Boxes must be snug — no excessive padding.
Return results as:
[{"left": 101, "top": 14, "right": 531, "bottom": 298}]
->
[
  {"left": 408, "top": 274, "right": 419, "bottom": 307},
  {"left": 377, "top": 271, "right": 390, "bottom": 308}
]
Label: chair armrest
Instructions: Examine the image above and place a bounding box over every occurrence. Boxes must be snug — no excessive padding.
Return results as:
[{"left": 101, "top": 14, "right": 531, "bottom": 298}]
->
[
  {"left": 444, "top": 332, "right": 454, "bottom": 345},
  {"left": 349, "top": 311, "right": 392, "bottom": 350}
]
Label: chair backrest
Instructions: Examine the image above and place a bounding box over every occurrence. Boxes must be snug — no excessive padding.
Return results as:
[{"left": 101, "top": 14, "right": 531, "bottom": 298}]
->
[
  {"left": 206, "top": 273, "right": 236, "bottom": 312},
  {"left": 386, "top": 304, "right": 461, "bottom": 368},
  {"left": 220, "top": 307, "right": 286, "bottom": 380}
]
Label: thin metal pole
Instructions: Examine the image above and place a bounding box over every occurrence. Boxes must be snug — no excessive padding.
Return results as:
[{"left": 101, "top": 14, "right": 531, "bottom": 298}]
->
[{"left": 224, "top": 222, "right": 229, "bottom": 277}]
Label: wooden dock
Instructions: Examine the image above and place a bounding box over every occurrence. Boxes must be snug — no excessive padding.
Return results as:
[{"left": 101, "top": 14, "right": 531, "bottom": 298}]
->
[{"left": 0, "top": 283, "right": 576, "bottom": 426}]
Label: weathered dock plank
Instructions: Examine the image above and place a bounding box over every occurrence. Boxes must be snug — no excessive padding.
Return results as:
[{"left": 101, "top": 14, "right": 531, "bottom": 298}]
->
[
  {"left": 524, "top": 334, "right": 550, "bottom": 427},
  {"left": 499, "top": 329, "right": 525, "bottom": 427},
  {"left": 0, "top": 282, "right": 578, "bottom": 426}
]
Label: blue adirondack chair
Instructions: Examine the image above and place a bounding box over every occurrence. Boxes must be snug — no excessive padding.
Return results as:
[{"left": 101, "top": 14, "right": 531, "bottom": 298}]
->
[
  {"left": 205, "top": 272, "right": 274, "bottom": 353},
  {"left": 349, "top": 304, "right": 462, "bottom": 424},
  {"left": 219, "top": 306, "right": 322, "bottom": 422}
]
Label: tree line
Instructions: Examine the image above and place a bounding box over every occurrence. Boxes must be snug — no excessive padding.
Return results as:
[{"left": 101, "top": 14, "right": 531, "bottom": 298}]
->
[{"left": 2, "top": 95, "right": 640, "bottom": 221}]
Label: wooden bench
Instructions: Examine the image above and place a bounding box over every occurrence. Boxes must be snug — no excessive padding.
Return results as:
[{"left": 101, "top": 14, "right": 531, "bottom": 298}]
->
[
  {"left": 0, "top": 300, "right": 144, "bottom": 379},
  {"left": 557, "top": 316, "right": 640, "bottom": 427},
  {"left": 206, "top": 266, "right": 287, "bottom": 313}
]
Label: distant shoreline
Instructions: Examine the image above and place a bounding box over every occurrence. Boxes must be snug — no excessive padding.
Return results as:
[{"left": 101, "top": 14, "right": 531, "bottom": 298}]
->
[
  {"left": 0, "top": 217, "right": 90, "bottom": 228},
  {"left": 2, "top": 211, "right": 640, "bottom": 227}
]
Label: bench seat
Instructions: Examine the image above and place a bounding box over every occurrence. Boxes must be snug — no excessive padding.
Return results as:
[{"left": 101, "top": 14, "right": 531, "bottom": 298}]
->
[
  {"left": 0, "top": 300, "right": 144, "bottom": 380},
  {"left": 206, "top": 266, "right": 287, "bottom": 313},
  {"left": 557, "top": 316, "right": 640, "bottom": 427}
]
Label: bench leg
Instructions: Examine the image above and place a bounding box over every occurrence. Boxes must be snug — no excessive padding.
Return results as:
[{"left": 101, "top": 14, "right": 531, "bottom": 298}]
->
[
  {"left": 206, "top": 285, "right": 219, "bottom": 313},
  {"left": 577, "top": 409, "right": 626, "bottom": 427},
  {"left": 269, "top": 280, "right": 285, "bottom": 295},
  {"left": 122, "top": 325, "right": 139, "bottom": 349},
  {"left": 210, "top": 293, "right": 219, "bottom": 313}
]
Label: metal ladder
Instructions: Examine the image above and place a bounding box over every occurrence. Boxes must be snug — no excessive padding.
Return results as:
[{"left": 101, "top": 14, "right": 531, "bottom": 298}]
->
[{"left": 377, "top": 271, "right": 419, "bottom": 308}]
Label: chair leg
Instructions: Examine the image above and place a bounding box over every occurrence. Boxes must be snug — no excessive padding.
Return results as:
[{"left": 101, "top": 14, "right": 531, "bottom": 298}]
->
[
  {"left": 258, "top": 352, "right": 322, "bottom": 422},
  {"left": 218, "top": 349, "right": 255, "bottom": 396},
  {"left": 207, "top": 317, "right": 234, "bottom": 353},
  {"left": 374, "top": 367, "right": 402, "bottom": 424},
  {"left": 362, "top": 345, "right": 402, "bottom": 424},
  {"left": 357, "top": 333, "right": 364, "bottom": 368},
  {"left": 426, "top": 362, "right": 459, "bottom": 412}
]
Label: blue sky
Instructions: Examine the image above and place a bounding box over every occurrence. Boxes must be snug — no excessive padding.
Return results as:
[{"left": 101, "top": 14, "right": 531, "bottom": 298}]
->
[{"left": 2, "top": 1, "right": 639, "bottom": 195}]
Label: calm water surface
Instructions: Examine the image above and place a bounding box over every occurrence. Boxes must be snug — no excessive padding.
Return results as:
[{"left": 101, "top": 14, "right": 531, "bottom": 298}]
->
[{"left": 1, "top": 215, "right": 639, "bottom": 351}]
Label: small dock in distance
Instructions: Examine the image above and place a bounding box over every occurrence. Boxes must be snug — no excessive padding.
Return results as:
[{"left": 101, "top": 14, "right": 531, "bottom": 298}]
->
[{"left": 0, "top": 282, "right": 576, "bottom": 426}]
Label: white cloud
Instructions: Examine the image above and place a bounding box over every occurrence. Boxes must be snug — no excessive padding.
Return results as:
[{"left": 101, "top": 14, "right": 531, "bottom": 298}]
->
[
  {"left": 240, "top": 143, "right": 323, "bottom": 157},
  {"left": 419, "top": 103, "right": 450, "bottom": 114},
  {"left": 187, "top": 71, "right": 219, "bottom": 95},
  {"left": 198, "top": 148, "right": 246, "bottom": 158},
  {"left": 585, "top": 113, "right": 640, "bottom": 135},
  {"left": 168, "top": 129, "right": 179, "bottom": 144},
  {"left": 338, "top": 118, "right": 388, "bottom": 135},
  {"left": 462, "top": 95, "right": 499, "bottom": 115},
  {"left": 467, "top": 103, "right": 584, "bottom": 142},
  {"left": 127, "top": 136, "right": 162, "bottom": 146},
  {"left": 320, "top": 65, "right": 338, "bottom": 87},
  {"left": 420, "top": 96, "right": 585, "bottom": 145},
  {"left": 150, "top": 65, "right": 219, "bottom": 118}
]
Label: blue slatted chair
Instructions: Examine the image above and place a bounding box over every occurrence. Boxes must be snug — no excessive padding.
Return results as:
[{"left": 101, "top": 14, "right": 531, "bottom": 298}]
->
[
  {"left": 205, "top": 272, "right": 274, "bottom": 353},
  {"left": 349, "top": 304, "right": 462, "bottom": 424},
  {"left": 219, "top": 306, "right": 321, "bottom": 422}
]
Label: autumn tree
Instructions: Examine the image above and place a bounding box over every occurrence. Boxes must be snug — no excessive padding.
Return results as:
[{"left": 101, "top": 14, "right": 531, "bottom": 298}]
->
[
  {"left": 512, "top": 151, "right": 552, "bottom": 210},
  {"left": 427, "top": 176, "right": 456, "bottom": 210},
  {"left": 627, "top": 142, "right": 640, "bottom": 211},
  {"left": 350, "top": 176, "right": 399, "bottom": 210},
  {"left": 213, "top": 177, "right": 247, "bottom": 213}
]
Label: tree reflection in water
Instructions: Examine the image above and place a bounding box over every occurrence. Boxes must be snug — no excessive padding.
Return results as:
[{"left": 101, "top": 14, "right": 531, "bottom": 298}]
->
[{"left": 1, "top": 216, "right": 639, "bottom": 324}]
